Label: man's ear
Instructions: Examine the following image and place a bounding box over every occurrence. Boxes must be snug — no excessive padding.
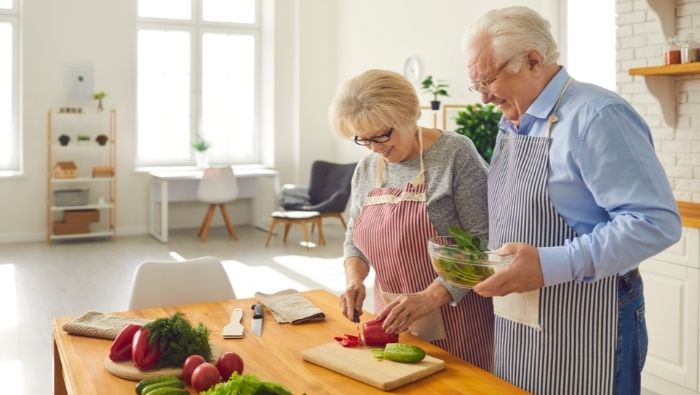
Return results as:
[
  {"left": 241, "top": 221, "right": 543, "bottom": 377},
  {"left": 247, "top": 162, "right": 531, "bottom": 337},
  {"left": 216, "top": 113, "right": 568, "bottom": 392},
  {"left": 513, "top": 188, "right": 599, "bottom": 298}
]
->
[{"left": 526, "top": 50, "right": 544, "bottom": 74}]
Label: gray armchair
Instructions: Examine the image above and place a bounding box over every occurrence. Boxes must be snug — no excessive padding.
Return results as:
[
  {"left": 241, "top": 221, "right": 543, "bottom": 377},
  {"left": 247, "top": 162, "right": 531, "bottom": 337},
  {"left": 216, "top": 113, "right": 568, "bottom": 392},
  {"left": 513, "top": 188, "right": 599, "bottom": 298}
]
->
[{"left": 280, "top": 160, "right": 356, "bottom": 230}]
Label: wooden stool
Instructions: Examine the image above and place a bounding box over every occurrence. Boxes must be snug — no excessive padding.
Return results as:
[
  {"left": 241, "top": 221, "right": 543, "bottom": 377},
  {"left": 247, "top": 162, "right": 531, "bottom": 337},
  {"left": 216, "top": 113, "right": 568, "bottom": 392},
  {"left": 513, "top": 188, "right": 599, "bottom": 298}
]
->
[{"left": 265, "top": 211, "right": 325, "bottom": 250}]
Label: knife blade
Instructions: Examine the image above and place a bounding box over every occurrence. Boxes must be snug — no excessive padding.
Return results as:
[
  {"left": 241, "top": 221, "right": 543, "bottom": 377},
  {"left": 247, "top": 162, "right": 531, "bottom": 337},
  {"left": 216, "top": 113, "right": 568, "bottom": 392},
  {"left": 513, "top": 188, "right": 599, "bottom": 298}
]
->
[
  {"left": 251, "top": 303, "right": 264, "bottom": 336},
  {"left": 353, "top": 309, "right": 363, "bottom": 345}
]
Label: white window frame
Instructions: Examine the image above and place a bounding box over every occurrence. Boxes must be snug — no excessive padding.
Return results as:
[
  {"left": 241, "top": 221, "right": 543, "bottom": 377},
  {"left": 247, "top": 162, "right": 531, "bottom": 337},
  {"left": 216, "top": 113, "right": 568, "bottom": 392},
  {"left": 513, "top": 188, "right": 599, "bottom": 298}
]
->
[
  {"left": 0, "top": 0, "right": 21, "bottom": 177},
  {"left": 136, "top": 0, "right": 262, "bottom": 169}
]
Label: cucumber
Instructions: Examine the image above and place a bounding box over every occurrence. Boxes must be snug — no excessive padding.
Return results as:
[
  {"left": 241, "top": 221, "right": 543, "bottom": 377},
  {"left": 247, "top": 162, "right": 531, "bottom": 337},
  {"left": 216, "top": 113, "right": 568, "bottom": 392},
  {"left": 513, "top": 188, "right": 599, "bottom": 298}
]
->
[
  {"left": 382, "top": 343, "right": 426, "bottom": 363},
  {"left": 141, "top": 379, "right": 184, "bottom": 395},
  {"left": 135, "top": 376, "right": 180, "bottom": 395},
  {"left": 143, "top": 388, "right": 188, "bottom": 395}
]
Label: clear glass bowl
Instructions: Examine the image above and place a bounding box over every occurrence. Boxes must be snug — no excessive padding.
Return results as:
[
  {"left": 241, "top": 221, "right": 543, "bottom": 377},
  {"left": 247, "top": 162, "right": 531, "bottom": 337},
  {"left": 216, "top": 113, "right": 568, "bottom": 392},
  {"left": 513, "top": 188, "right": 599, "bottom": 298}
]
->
[{"left": 428, "top": 236, "right": 510, "bottom": 289}]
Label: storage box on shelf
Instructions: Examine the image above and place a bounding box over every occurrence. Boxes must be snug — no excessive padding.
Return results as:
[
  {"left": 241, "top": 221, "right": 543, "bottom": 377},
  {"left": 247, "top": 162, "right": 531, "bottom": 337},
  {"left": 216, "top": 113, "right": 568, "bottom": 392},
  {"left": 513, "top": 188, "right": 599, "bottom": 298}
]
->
[{"left": 47, "top": 109, "right": 117, "bottom": 242}]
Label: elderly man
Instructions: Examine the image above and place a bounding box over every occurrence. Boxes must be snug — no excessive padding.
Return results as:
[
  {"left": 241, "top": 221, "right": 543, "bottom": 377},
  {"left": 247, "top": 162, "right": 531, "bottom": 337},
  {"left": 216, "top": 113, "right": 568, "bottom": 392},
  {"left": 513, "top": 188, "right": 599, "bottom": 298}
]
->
[{"left": 464, "top": 6, "right": 681, "bottom": 395}]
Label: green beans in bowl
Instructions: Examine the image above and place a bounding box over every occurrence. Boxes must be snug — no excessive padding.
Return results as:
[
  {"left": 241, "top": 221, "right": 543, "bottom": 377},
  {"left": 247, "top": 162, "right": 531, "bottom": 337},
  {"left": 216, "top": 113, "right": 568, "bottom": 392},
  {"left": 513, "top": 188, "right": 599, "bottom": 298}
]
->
[{"left": 428, "top": 236, "right": 510, "bottom": 288}]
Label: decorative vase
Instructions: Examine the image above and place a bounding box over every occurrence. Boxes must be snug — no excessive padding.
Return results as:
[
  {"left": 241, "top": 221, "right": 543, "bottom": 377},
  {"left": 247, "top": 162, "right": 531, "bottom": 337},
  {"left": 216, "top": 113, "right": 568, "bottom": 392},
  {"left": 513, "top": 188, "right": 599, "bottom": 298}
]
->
[
  {"left": 95, "top": 134, "right": 109, "bottom": 146},
  {"left": 430, "top": 101, "right": 441, "bottom": 111},
  {"left": 58, "top": 134, "right": 70, "bottom": 146},
  {"left": 195, "top": 151, "right": 209, "bottom": 168}
]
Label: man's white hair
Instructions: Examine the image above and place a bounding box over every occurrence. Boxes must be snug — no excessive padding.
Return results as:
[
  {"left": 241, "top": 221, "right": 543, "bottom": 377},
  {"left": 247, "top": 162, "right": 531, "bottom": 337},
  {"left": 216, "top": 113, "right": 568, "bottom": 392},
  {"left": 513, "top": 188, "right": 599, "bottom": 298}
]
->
[{"left": 465, "top": 6, "right": 560, "bottom": 73}]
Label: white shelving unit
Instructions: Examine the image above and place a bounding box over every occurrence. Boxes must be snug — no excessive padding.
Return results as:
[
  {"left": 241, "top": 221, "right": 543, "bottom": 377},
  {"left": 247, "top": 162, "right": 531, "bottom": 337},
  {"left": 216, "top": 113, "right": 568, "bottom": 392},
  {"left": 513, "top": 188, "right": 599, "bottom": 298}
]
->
[{"left": 47, "top": 109, "right": 116, "bottom": 242}]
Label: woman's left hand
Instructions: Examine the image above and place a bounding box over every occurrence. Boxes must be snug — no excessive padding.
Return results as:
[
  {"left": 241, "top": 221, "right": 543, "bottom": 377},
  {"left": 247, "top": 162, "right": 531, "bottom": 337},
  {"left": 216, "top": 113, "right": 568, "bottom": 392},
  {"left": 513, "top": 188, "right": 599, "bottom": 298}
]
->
[
  {"left": 375, "top": 281, "right": 452, "bottom": 334},
  {"left": 375, "top": 293, "right": 435, "bottom": 334}
]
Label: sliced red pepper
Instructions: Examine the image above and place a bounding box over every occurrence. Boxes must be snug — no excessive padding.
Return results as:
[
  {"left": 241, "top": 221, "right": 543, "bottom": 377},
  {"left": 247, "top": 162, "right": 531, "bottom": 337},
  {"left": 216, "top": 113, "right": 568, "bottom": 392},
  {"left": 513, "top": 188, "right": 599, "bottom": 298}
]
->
[
  {"left": 363, "top": 319, "right": 398, "bottom": 347},
  {"left": 108, "top": 323, "right": 142, "bottom": 361},
  {"left": 132, "top": 327, "right": 161, "bottom": 370},
  {"left": 334, "top": 333, "right": 362, "bottom": 347}
]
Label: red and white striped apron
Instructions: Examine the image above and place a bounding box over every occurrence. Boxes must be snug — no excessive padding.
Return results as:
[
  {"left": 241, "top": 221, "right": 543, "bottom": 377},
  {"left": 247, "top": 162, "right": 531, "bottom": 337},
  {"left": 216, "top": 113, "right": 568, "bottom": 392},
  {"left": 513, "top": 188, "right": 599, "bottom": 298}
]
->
[{"left": 353, "top": 129, "right": 494, "bottom": 370}]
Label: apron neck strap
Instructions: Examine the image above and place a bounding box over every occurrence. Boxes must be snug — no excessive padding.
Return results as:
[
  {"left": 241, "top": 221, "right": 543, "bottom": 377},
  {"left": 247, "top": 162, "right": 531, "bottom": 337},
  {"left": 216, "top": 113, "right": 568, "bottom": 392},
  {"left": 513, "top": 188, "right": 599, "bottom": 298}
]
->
[
  {"left": 374, "top": 127, "right": 426, "bottom": 188},
  {"left": 545, "top": 78, "right": 573, "bottom": 138}
]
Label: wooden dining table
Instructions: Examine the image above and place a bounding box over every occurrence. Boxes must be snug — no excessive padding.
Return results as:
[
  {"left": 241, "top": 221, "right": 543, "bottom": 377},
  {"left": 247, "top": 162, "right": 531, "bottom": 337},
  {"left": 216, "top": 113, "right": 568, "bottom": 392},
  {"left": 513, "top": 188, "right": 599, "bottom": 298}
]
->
[{"left": 53, "top": 289, "right": 528, "bottom": 394}]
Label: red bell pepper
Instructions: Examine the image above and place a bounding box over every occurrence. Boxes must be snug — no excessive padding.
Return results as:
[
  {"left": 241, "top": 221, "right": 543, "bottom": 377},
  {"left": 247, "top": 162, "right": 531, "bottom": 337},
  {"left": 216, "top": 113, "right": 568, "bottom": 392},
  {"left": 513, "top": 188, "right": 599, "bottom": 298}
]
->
[
  {"left": 363, "top": 319, "right": 398, "bottom": 347},
  {"left": 334, "top": 333, "right": 362, "bottom": 348},
  {"left": 132, "top": 327, "right": 160, "bottom": 370},
  {"left": 108, "top": 323, "right": 142, "bottom": 362}
]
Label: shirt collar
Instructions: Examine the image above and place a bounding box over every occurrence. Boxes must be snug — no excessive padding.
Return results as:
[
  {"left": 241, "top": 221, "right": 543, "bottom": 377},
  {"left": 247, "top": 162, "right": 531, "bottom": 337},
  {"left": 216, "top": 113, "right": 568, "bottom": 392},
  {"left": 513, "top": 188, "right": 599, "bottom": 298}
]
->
[{"left": 498, "top": 66, "right": 570, "bottom": 134}]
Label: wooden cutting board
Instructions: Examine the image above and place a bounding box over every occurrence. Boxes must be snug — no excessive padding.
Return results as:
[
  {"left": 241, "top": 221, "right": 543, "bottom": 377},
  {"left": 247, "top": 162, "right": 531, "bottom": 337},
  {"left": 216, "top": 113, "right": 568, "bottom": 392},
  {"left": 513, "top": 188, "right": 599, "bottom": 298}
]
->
[
  {"left": 104, "top": 345, "right": 221, "bottom": 381},
  {"left": 301, "top": 342, "right": 445, "bottom": 391}
]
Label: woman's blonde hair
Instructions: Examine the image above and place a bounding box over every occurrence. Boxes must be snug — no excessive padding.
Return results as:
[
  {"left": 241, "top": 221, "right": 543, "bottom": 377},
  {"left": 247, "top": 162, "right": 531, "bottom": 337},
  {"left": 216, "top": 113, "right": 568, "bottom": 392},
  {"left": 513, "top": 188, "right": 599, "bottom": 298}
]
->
[
  {"left": 465, "top": 6, "right": 560, "bottom": 74},
  {"left": 329, "top": 69, "right": 421, "bottom": 139}
]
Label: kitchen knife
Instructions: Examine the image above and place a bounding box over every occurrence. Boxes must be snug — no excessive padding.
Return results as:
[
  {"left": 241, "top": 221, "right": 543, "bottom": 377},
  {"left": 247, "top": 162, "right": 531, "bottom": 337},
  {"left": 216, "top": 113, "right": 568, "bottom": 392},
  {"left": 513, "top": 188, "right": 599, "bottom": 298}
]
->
[
  {"left": 353, "top": 309, "right": 363, "bottom": 345},
  {"left": 251, "top": 303, "right": 264, "bottom": 336}
]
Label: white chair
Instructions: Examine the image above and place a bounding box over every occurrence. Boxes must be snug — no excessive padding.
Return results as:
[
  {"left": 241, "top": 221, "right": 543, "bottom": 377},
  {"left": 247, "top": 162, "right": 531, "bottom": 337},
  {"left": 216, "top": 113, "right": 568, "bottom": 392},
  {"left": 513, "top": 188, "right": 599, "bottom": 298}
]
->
[
  {"left": 197, "top": 166, "right": 239, "bottom": 241},
  {"left": 128, "top": 256, "right": 236, "bottom": 310}
]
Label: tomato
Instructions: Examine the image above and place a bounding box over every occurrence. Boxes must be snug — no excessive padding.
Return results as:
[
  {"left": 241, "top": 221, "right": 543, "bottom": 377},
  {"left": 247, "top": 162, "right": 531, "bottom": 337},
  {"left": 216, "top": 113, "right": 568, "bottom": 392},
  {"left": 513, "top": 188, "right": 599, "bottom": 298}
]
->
[
  {"left": 132, "top": 327, "right": 160, "bottom": 371},
  {"left": 191, "top": 362, "right": 221, "bottom": 392},
  {"left": 363, "top": 319, "right": 399, "bottom": 347},
  {"left": 108, "top": 323, "right": 141, "bottom": 362},
  {"left": 216, "top": 352, "right": 244, "bottom": 380},
  {"left": 182, "top": 354, "right": 207, "bottom": 385}
]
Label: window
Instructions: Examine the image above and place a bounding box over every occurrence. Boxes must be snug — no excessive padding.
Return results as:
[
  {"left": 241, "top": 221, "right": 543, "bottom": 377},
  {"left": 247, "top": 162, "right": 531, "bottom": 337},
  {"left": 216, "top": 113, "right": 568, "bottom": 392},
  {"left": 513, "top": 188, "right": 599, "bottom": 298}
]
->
[
  {"left": 566, "top": 0, "right": 616, "bottom": 91},
  {"left": 137, "top": 0, "right": 259, "bottom": 167},
  {"left": 0, "top": 0, "right": 19, "bottom": 176}
]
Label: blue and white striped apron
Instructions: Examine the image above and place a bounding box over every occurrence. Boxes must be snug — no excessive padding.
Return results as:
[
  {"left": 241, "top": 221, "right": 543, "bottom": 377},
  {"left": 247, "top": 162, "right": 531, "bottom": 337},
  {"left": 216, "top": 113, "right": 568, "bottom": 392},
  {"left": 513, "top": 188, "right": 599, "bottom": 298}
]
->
[{"left": 488, "top": 78, "right": 618, "bottom": 395}]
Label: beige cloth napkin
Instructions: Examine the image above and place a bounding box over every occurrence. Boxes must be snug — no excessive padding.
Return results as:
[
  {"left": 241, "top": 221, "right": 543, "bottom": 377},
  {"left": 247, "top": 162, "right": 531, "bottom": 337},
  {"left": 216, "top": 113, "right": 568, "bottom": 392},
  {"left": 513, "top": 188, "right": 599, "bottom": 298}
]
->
[
  {"left": 62, "top": 311, "right": 153, "bottom": 340},
  {"left": 254, "top": 289, "right": 325, "bottom": 324}
]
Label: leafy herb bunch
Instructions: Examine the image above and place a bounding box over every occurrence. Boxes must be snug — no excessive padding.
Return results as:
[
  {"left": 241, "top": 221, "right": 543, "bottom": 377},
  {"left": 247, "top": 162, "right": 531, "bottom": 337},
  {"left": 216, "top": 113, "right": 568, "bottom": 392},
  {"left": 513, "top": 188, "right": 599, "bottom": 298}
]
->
[{"left": 146, "top": 312, "right": 212, "bottom": 368}]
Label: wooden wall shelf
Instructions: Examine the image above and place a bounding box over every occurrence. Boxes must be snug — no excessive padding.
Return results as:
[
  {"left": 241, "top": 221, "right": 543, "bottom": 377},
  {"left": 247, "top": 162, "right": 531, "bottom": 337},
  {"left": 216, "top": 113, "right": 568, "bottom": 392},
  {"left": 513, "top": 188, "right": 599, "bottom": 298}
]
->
[{"left": 629, "top": 63, "right": 700, "bottom": 76}]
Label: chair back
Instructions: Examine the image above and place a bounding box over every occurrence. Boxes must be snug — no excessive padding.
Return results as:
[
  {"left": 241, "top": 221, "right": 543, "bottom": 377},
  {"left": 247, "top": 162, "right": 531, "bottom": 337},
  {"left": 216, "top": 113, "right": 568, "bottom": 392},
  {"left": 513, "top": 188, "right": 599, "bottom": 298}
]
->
[
  {"left": 308, "top": 161, "right": 356, "bottom": 211},
  {"left": 128, "top": 256, "right": 236, "bottom": 310},
  {"left": 198, "top": 167, "right": 238, "bottom": 204}
]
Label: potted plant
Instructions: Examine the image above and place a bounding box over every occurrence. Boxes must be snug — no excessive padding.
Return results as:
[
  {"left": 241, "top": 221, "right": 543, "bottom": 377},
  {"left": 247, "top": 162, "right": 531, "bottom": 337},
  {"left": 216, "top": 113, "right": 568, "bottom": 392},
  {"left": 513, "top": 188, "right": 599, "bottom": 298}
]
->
[
  {"left": 95, "top": 134, "right": 109, "bottom": 146},
  {"left": 420, "top": 75, "right": 450, "bottom": 110},
  {"left": 77, "top": 134, "right": 91, "bottom": 146},
  {"left": 93, "top": 91, "right": 107, "bottom": 112},
  {"left": 58, "top": 134, "right": 71, "bottom": 146},
  {"left": 191, "top": 136, "right": 211, "bottom": 168},
  {"left": 453, "top": 103, "right": 502, "bottom": 163}
]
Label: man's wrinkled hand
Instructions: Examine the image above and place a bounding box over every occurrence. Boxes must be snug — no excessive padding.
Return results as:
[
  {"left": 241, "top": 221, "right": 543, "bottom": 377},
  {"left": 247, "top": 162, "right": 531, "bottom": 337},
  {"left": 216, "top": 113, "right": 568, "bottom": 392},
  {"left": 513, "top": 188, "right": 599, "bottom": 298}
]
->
[{"left": 473, "top": 243, "right": 544, "bottom": 297}]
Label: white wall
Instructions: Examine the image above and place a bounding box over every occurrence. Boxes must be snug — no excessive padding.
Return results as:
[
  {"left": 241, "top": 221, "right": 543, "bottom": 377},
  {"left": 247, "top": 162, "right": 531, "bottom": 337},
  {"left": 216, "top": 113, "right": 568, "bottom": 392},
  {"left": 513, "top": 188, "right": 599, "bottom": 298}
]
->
[
  {"left": 333, "top": 0, "right": 549, "bottom": 163},
  {"left": 0, "top": 0, "right": 558, "bottom": 242}
]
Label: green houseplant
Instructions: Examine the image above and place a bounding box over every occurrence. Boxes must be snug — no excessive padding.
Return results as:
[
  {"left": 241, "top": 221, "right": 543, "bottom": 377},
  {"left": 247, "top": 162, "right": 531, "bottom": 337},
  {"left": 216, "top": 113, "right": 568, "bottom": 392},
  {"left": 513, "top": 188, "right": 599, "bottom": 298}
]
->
[
  {"left": 420, "top": 75, "right": 449, "bottom": 110},
  {"left": 453, "top": 103, "right": 502, "bottom": 163},
  {"left": 191, "top": 136, "right": 211, "bottom": 168},
  {"left": 93, "top": 91, "right": 107, "bottom": 112}
]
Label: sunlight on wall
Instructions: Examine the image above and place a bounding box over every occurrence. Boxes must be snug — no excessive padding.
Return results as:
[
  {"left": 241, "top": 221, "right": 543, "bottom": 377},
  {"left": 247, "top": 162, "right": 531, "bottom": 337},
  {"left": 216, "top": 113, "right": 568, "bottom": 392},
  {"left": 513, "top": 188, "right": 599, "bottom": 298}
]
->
[
  {"left": 0, "top": 264, "right": 17, "bottom": 329},
  {"left": 0, "top": 360, "right": 21, "bottom": 394},
  {"left": 567, "top": 0, "right": 616, "bottom": 91}
]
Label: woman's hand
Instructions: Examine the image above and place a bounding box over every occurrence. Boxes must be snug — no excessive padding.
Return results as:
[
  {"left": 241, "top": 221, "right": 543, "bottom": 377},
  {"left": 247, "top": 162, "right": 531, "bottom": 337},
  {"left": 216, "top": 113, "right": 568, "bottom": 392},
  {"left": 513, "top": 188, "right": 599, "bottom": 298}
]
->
[
  {"left": 340, "top": 282, "right": 366, "bottom": 322},
  {"left": 375, "top": 283, "right": 451, "bottom": 334},
  {"left": 340, "top": 256, "right": 370, "bottom": 322}
]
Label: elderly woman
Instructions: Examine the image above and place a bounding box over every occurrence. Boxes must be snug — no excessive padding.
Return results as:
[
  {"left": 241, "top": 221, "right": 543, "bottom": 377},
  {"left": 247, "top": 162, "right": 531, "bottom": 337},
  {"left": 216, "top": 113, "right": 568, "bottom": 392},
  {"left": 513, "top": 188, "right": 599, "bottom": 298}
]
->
[
  {"left": 464, "top": 6, "right": 681, "bottom": 394},
  {"left": 328, "top": 69, "right": 493, "bottom": 370}
]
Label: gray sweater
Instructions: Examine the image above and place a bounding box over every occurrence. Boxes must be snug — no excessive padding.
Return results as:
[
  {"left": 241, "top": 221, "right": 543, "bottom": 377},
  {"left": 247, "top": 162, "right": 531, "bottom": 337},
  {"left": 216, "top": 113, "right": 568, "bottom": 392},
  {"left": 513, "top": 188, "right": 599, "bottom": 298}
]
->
[{"left": 343, "top": 130, "right": 489, "bottom": 301}]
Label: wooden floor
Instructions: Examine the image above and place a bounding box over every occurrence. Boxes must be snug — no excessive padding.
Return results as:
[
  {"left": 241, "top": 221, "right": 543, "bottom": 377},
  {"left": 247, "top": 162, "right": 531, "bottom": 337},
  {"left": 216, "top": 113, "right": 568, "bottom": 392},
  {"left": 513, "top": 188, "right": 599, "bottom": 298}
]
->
[{"left": 0, "top": 224, "right": 373, "bottom": 395}]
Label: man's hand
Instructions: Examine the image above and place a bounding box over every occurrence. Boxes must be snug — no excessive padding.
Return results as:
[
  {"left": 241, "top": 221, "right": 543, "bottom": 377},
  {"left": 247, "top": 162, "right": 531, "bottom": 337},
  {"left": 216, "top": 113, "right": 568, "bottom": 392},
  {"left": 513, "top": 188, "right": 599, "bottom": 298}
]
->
[{"left": 473, "top": 242, "right": 544, "bottom": 297}]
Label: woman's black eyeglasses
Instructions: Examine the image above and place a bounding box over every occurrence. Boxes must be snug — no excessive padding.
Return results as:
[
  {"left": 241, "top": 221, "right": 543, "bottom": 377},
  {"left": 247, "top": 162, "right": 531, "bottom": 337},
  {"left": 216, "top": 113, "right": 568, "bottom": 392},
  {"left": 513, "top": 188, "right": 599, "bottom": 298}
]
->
[{"left": 353, "top": 128, "right": 393, "bottom": 146}]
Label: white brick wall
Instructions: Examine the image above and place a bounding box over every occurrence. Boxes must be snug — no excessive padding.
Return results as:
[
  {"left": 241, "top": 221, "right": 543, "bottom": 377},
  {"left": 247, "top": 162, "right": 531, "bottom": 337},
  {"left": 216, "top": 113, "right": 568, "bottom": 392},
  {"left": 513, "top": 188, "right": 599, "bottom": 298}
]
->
[{"left": 617, "top": 0, "right": 700, "bottom": 203}]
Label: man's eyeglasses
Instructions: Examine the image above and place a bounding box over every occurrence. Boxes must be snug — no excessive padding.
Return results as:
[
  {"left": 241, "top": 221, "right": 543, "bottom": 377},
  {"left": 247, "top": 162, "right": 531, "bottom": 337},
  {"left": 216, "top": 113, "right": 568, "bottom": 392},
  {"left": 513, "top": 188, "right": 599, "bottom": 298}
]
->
[
  {"left": 353, "top": 128, "right": 393, "bottom": 146},
  {"left": 468, "top": 54, "right": 524, "bottom": 94}
]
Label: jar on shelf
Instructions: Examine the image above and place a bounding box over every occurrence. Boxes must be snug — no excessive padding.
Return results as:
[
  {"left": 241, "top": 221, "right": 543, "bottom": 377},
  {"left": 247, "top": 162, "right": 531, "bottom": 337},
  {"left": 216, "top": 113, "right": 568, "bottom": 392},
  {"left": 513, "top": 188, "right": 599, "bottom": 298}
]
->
[
  {"left": 681, "top": 33, "right": 698, "bottom": 63},
  {"left": 664, "top": 36, "right": 681, "bottom": 65}
]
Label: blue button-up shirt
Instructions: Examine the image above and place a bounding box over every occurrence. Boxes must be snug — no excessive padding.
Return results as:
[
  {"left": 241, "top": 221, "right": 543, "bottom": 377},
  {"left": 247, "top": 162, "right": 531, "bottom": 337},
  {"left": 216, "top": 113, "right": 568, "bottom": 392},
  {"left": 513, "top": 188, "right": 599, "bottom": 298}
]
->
[{"left": 494, "top": 67, "right": 681, "bottom": 286}]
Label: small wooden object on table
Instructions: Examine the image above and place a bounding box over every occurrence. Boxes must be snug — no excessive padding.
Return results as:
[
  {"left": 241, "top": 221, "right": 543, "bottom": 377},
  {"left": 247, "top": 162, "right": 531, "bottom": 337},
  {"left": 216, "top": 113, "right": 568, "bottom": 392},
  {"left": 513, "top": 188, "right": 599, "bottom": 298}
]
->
[
  {"left": 265, "top": 210, "right": 325, "bottom": 250},
  {"left": 92, "top": 166, "right": 114, "bottom": 178},
  {"left": 54, "top": 161, "right": 77, "bottom": 179}
]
